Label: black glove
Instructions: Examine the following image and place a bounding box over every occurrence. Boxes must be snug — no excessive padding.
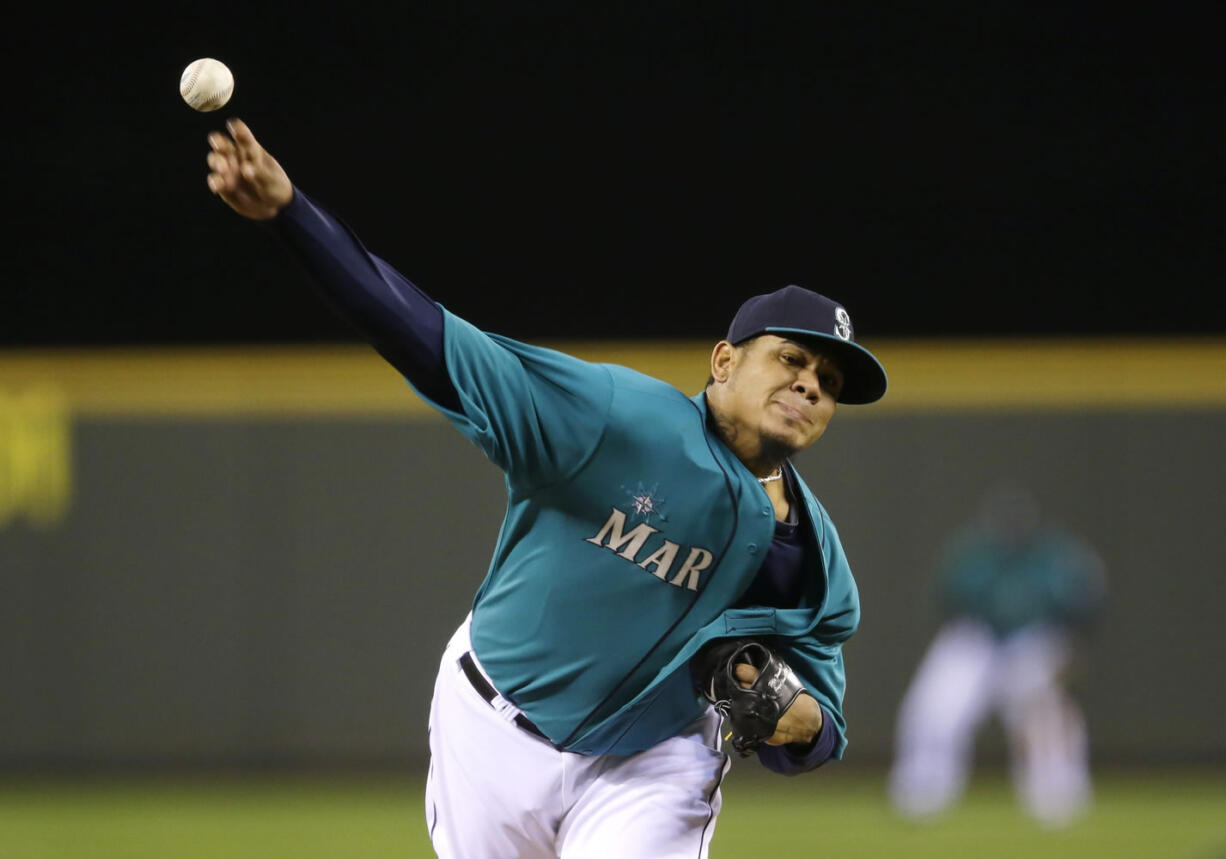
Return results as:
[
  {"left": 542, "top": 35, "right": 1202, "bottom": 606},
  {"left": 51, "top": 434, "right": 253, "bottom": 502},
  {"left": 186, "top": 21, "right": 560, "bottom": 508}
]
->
[{"left": 694, "top": 638, "right": 807, "bottom": 757}]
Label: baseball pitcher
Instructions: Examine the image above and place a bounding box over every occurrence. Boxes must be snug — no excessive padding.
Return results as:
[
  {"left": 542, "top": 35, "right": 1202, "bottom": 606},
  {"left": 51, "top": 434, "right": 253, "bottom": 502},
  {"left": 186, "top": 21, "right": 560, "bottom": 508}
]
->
[{"left": 203, "top": 118, "right": 889, "bottom": 858}]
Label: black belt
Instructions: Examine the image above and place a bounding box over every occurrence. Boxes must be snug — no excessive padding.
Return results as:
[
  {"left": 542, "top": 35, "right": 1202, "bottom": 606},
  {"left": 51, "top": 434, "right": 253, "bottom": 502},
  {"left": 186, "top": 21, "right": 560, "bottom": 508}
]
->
[{"left": 459, "top": 651, "right": 550, "bottom": 742}]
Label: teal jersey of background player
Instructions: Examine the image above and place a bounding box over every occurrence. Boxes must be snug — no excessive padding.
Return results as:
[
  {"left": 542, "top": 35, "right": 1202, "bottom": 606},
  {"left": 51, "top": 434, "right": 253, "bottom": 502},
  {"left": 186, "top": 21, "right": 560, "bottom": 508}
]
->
[
  {"left": 937, "top": 527, "right": 1106, "bottom": 638},
  {"left": 409, "top": 309, "right": 862, "bottom": 758}
]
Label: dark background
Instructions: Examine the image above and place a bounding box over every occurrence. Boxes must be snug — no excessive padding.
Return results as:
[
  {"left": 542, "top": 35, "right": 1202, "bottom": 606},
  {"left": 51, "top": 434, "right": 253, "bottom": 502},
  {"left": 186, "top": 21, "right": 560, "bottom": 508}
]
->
[{"left": 6, "top": 2, "right": 1225, "bottom": 346}]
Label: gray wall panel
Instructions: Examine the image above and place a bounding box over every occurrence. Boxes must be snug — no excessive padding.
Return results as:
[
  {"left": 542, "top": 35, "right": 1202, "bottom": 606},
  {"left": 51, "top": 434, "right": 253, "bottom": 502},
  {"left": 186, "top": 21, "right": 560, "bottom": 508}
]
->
[{"left": 4, "top": 422, "right": 505, "bottom": 765}]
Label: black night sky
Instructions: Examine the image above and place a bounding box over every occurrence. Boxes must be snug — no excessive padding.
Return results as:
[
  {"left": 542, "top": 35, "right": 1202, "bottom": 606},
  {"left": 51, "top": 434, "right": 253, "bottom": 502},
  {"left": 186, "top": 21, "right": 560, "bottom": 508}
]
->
[{"left": 6, "top": 2, "right": 1225, "bottom": 346}]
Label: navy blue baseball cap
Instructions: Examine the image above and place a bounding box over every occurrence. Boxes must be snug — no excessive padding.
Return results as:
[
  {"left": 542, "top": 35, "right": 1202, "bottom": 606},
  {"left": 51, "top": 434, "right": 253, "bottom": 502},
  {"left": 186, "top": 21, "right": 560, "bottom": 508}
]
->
[{"left": 726, "top": 285, "right": 888, "bottom": 404}]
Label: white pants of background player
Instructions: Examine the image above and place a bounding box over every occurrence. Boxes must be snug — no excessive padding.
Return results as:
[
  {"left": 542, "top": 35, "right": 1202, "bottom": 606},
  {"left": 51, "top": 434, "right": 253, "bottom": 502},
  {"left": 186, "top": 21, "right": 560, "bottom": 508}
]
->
[
  {"left": 888, "top": 619, "right": 1091, "bottom": 827},
  {"left": 425, "top": 615, "right": 731, "bottom": 858}
]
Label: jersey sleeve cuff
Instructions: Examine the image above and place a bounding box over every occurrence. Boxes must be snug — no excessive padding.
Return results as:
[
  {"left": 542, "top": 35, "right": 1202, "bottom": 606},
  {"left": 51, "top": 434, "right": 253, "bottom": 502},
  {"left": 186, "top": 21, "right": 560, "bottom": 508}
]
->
[{"left": 756, "top": 704, "right": 837, "bottom": 775}]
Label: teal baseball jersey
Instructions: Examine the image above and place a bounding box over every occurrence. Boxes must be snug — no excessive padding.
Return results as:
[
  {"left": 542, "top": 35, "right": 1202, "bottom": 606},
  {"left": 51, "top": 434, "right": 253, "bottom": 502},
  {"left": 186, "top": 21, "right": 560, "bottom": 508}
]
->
[
  {"left": 411, "top": 308, "right": 862, "bottom": 757},
  {"left": 937, "top": 527, "right": 1107, "bottom": 638}
]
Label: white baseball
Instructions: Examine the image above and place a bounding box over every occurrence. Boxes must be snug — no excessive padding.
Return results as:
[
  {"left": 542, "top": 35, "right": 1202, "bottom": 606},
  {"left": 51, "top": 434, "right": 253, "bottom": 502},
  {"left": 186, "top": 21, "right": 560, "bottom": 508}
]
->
[{"left": 180, "top": 58, "right": 234, "bottom": 112}]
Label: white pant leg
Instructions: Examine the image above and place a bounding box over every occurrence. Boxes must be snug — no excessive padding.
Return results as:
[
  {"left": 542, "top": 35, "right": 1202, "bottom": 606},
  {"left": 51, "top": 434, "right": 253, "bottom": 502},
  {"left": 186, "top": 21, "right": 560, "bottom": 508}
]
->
[
  {"left": 556, "top": 710, "right": 729, "bottom": 859},
  {"left": 425, "top": 617, "right": 565, "bottom": 859},
  {"left": 996, "top": 628, "right": 1092, "bottom": 826},
  {"left": 889, "top": 620, "right": 998, "bottom": 818},
  {"left": 426, "top": 615, "right": 730, "bottom": 858}
]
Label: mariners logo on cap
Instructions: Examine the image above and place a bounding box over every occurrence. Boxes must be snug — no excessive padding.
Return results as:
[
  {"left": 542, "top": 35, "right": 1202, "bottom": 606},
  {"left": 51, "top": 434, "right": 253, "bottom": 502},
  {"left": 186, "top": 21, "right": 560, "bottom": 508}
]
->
[{"left": 834, "top": 307, "right": 852, "bottom": 341}]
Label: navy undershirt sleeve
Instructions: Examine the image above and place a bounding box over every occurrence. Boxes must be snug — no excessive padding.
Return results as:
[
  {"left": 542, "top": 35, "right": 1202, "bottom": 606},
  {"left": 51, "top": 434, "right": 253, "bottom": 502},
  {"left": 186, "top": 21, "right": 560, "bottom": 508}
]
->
[{"left": 268, "top": 186, "right": 460, "bottom": 411}]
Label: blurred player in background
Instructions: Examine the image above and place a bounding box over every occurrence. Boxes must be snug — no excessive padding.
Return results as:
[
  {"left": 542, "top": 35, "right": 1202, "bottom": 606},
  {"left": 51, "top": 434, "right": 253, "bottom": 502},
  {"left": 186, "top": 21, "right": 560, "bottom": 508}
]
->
[{"left": 888, "top": 483, "right": 1107, "bottom": 828}]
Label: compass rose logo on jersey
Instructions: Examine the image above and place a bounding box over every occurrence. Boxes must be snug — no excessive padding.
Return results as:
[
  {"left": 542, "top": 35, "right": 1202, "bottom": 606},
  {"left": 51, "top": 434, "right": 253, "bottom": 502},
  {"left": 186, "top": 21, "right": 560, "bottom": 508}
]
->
[{"left": 621, "top": 481, "right": 668, "bottom": 525}]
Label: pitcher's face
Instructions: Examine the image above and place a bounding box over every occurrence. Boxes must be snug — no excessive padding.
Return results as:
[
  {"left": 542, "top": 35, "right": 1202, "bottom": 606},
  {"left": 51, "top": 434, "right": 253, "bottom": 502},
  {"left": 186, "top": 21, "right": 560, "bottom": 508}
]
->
[{"left": 711, "top": 335, "right": 842, "bottom": 456}]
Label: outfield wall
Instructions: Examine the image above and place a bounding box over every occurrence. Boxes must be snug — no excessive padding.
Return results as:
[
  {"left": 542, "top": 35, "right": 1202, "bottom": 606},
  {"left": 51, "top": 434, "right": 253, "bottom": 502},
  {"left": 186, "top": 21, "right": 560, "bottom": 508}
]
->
[{"left": 2, "top": 339, "right": 1224, "bottom": 767}]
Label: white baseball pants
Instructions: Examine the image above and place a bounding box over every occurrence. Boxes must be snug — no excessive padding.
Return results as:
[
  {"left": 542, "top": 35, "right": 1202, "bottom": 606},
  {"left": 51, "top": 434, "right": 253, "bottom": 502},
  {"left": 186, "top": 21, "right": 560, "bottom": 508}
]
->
[
  {"left": 888, "top": 619, "right": 1092, "bottom": 827},
  {"left": 425, "top": 615, "right": 731, "bottom": 858}
]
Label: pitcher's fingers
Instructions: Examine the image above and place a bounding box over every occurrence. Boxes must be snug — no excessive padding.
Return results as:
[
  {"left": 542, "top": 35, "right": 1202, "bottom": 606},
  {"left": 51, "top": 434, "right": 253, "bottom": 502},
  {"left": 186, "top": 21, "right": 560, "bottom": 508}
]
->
[
  {"left": 734, "top": 664, "right": 758, "bottom": 686},
  {"left": 207, "top": 171, "right": 243, "bottom": 195},
  {"left": 206, "top": 150, "right": 233, "bottom": 175},
  {"left": 207, "top": 168, "right": 235, "bottom": 194},
  {"left": 225, "top": 118, "right": 260, "bottom": 157},
  {"left": 208, "top": 131, "right": 235, "bottom": 156},
  {"left": 206, "top": 153, "right": 242, "bottom": 192}
]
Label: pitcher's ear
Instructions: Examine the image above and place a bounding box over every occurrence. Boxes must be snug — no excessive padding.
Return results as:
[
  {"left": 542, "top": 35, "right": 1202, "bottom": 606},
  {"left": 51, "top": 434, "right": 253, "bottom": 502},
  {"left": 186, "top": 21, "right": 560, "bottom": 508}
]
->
[{"left": 710, "top": 340, "right": 738, "bottom": 384}]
